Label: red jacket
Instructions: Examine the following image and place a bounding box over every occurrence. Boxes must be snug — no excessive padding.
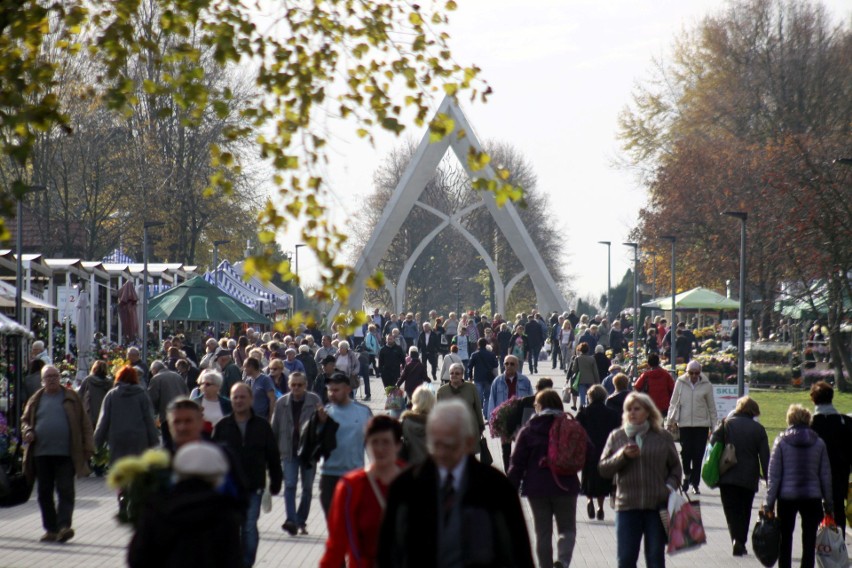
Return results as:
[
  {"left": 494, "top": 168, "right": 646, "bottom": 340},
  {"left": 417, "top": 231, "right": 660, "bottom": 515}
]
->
[
  {"left": 634, "top": 366, "right": 675, "bottom": 414},
  {"left": 321, "top": 469, "right": 387, "bottom": 568}
]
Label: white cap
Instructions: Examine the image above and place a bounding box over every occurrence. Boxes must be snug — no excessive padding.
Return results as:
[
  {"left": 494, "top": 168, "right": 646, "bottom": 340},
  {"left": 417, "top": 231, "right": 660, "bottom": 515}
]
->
[{"left": 173, "top": 442, "right": 228, "bottom": 485}]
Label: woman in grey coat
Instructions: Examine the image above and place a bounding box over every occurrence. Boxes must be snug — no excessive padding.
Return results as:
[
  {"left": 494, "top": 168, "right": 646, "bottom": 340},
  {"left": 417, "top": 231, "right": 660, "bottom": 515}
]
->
[
  {"left": 709, "top": 396, "right": 769, "bottom": 556},
  {"left": 567, "top": 342, "right": 600, "bottom": 408},
  {"left": 78, "top": 360, "right": 113, "bottom": 427},
  {"left": 94, "top": 366, "right": 159, "bottom": 464}
]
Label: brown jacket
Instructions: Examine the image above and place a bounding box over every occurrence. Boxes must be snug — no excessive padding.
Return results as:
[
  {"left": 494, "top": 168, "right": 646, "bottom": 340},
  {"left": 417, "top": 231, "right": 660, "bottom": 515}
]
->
[
  {"left": 598, "top": 427, "right": 682, "bottom": 511},
  {"left": 22, "top": 387, "right": 95, "bottom": 483}
]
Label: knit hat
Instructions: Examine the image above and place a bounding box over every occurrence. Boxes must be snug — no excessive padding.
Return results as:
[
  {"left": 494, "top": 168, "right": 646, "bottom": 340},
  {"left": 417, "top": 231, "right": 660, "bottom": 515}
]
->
[
  {"left": 173, "top": 442, "right": 228, "bottom": 486},
  {"left": 686, "top": 360, "right": 701, "bottom": 373}
]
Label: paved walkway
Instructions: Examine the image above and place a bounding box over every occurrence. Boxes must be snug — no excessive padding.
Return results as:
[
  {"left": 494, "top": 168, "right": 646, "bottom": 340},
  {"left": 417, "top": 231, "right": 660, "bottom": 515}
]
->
[{"left": 0, "top": 364, "right": 843, "bottom": 567}]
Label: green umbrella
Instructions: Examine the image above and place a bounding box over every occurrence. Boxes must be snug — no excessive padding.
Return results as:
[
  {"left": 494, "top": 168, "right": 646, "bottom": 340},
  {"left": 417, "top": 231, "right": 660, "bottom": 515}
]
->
[
  {"left": 147, "top": 276, "right": 271, "bottom": 324},
  {"left": 641, "top": 287, "right": 741, "bottom": 311}
]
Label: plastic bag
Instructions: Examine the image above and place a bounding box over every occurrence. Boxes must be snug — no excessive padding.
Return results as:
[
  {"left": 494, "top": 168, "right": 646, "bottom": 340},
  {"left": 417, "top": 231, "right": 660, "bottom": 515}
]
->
[
  {"left": 752, "top": 510, "right": 780, "bottom": 567},
  {"left": 660, "top": 491, "right": 706, "bottom": 554},
  {"left": 384, "top": 388, "right": 405, "bottom": 411},
  {"left": 261, "top": 486, "right": 272, "bottom": 514},
  {"left": 700, "top": 442, "right": 722, "bottom": 488},
  {"left": 815, "top": 515, "right": 849, "bottom": 568}
]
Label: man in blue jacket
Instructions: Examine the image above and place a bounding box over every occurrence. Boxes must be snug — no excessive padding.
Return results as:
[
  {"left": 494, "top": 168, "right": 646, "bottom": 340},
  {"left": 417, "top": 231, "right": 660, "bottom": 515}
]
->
[
  {"left": 467, "top": 338, "right": 499, "bottom": 419},
  {"left": 487, "top": 355, "right": 533, "bottom": 472}
]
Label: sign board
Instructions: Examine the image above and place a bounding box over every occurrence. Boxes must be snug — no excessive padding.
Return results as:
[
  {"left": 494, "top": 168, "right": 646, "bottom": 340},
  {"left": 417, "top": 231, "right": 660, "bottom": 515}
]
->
[
  {"left": 714, "top": 384, "right": 749, "bottom": 420},
  {"left": 56, "top": 285, "right": 79, "bottom": 324}
]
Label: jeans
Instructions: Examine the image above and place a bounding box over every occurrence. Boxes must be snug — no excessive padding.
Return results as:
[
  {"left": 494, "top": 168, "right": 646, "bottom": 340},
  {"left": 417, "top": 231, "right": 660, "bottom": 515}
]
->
[
  {"left": 528, "top": 495, "right": 577, "bottom": 568},
  {"left": 242, "top": 491, "right": 263, "bottom": 567},
  {"left": 551, "top": 344, "right": 562, "bottom": 369},
  {"left": 500, "top": 442, "right": 512, "bottom": 473},
  {"left": 35, "top": 455, "right": 75, "bottom": 533},
  {"left": 527, "top": 345, "right": 540, "bottom": 372},
  {"left": 475, "top": 382, "right": 491, "bottom": 420},
  {"left": 678, "top": 427, "right": 708, "bottom": 490},
  {"left": 578, "top": 384, "right": 589, "bottom": 407},
  {"left": 283, "top": 458, "right": 316, "bottom": 527},
  {"left": 319, "top": 474, "right": 341, "bottom": 521},
  {"left": 778, "top": 498, "right": 822, "bottom": 568},
  {"left": 615, "top": 509, "right": 666, "bottom": 568},
  {"left": 425, "top": 354, "right": 438, "bottom": 380},
  {"left": 719, "top": 484, "right": 755, "bottom": 546}
]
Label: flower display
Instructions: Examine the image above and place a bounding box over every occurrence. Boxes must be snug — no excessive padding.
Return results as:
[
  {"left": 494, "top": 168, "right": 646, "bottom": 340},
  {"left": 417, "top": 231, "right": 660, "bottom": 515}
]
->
[{"left": 106, "top": 448, "right": 171, "bottom": 525}]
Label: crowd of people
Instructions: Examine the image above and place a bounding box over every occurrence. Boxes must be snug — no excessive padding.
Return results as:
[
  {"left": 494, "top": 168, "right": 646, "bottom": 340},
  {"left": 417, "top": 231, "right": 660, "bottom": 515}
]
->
[{"left": 14, "top": 308, "right": 852, "bottom": 568}]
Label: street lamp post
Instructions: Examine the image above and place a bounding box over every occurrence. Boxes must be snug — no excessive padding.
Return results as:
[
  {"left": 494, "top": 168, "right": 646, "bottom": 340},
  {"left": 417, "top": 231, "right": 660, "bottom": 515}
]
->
[
  {"left": 723, "top": 212, "right": 748, "bottom": 397},
  {"left": 623, "top": 243, "right": 640, "bottom": 377},
  {"left": 452, "top": 277, "right": 462, "bottom": 316},
  {"left": 294, "top": 243, "right": 305, "bottom": 314},
  {"left": 661, "top": 236, "right": 677, "bottom": 375},
  {"left": 141, "top": 221, "right": 164, "bottom": 370},
  {"left": 14, "top": 184, "right": 45, "bottom": 428},
  {"left": 598, "top": 241, "right": 611, "bottom": 318}
]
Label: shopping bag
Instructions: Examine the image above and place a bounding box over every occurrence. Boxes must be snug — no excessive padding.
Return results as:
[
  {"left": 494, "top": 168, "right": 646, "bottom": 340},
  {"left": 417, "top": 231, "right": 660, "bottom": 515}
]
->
[
  {"left": 719, "top": 420, "right": 737, "bottom": 475},
  {"left": 561, "top": 385, "right": 572, "bottom": 404},
  {"left": 384, "top": 388, "right": 405, "bottom": 411},
  {"left": 660, "top": 491, "right": 706, "bottom": 554},
  {"left": 815, "top": 515, "right": 850, "bottom": 568},
  {"left": 666, "top": 419, "right": 680, "bottom": 442},
  {"left": 700, "top": 442, "right": 723, "bottom": 488},
  {"left": 752, "top": 510, "right": 781, "bottom": 567},
  {"left": 261, "top": 486, "right": 272, "bottom": 514}
]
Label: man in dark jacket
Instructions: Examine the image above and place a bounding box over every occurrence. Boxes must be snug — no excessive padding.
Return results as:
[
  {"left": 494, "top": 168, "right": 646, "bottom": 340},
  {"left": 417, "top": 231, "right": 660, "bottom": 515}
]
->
[
  {"left": 212, "top": 383, "right": 283, "bottom": 568},
  {"left": 416, "top": 322, "right": 441, "bottom": 381},
  {"left": 378, "top": 335, "right": 406, "bottom": 389},
  {"left": 467, "top": 338, "right": 498, "bottom": 408},
  {"left": 524, "top": 318, "right": 544, "bottom": 374},
  {"left": 378, "top": 399, "right": 533, "bottom": 568},
  {"left": 148, "top": 360, "right": 190, "bottom": 450}
]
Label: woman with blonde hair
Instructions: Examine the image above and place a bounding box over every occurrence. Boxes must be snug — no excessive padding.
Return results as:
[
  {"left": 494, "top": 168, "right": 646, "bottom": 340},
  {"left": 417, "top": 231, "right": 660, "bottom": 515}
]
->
[
  {"left": 599, "top": 392, "right": 681, "bottom": 568},
  {"left": 399, "top": 384, "right": 436, "bottom": 465}
]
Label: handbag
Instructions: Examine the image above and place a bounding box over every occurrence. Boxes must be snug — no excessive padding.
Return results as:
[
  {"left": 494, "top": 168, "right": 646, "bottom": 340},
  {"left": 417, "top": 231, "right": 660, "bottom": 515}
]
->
[
  {"left": 665, "top": 419, "right": 680, "bottom": 442},
  {"left": 700, "top": 441, "right": 723, "bottom": 488},
  {"left": 384, "top": 387, "right": 405, "bottom": 411},
  {"left": 752, "top": 510, "right": 781, "bottom": 567},
  {"left": 659, "top": 490, "right": 706, "bottom": 554},
  {"left": 719, "top": 420, "right": 737, "bottom": 475},
  {"left": 815, "top": 515, "right": 849, "bottom": 568},
  {"left": 478, "top": 436, "right": 493, "bottom": 466},
  {"left": 561, "top": 385, "right": 572, "bottom": 403}
]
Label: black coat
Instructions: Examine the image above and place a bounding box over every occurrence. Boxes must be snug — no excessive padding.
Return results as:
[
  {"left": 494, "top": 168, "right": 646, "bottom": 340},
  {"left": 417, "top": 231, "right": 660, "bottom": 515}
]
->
[
  {"left": 128, "top": 479, "right": 242, "bottom": 568},
  {"left": 416, "top": 331, "right": 440, "bottom": 358},
  {"left": 576, "top": 401, "right": 621, "bottom": 497},
  {"left": 378, "top": 455, "right": 534, "bottom": 568},
  {"left": 709, "top": 412, "right": 770, "bottom": 492},
  {"left": 212, "top": 413, "right": 282, "bottom": 493},
  {"left": 524, "top": 320, "right": 543, "bottom": 346},
  {"left": 296, "top": 352, "right": 319, "bottom": 388},
  {"left": 809, "top": 413, "right": 852, "bottom": 503},
  {"left": 606, "top": 390, "right": 629, "bottom": 413},
  {"left": 379, "top": 344, "right": 406, "bottom": 383}
]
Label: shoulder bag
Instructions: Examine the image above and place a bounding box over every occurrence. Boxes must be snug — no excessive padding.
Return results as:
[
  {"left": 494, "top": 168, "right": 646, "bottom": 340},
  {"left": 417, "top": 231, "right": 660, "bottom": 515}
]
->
[{"left": 719, "top": 420, "right": 737, "bottom": 475}]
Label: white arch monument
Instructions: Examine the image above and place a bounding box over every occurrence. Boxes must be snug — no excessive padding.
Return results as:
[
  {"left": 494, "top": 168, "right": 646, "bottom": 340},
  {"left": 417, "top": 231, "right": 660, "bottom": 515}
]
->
[{"left": 332, "top": 96, "right": 567, "bottom": 319}]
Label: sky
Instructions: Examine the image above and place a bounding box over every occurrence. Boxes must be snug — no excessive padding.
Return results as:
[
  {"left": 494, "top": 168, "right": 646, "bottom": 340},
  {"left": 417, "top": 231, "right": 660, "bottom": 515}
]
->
[{"left": 288, "top": 0, "right": 850, "bottom": 308}]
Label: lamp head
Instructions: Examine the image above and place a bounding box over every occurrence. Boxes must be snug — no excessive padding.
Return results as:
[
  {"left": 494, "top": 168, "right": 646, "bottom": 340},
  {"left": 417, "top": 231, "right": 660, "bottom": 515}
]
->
[{"left": 722, "top": 211, "right": 748, "bottom": 221}]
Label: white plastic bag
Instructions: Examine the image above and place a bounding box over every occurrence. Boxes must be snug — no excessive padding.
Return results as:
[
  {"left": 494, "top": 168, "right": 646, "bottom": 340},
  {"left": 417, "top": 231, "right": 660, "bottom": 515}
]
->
[
  {"left": 261, "top": 485, "right": 272, "bottom": 514},
  {"left": 816, "top": 517, "right": 849, "bottom": 568}
]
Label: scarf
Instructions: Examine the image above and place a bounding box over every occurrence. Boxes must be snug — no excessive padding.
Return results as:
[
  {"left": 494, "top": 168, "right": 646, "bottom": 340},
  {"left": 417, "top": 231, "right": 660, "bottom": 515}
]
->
[
  {"left": 537, "top": 408, "right": 562, "bottom": 417},
  {"left": 624, "top": 421, "right": 650, "bottom": 450},
  {"left": 814, "top": 403, "right": 838, "bottom": 416}
]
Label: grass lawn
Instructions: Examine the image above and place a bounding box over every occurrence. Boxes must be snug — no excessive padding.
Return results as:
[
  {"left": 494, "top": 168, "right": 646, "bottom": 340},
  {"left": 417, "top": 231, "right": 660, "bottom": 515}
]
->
[{"left": 749, "top": 388, "right": 852, "bottom": 443}]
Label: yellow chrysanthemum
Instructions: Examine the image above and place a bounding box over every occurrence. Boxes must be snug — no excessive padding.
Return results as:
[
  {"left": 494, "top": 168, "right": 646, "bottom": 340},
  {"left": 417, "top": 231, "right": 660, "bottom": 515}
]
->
[
  {"left": 105, "top": 456, "right": 146, "bottom": 489},
  {"left": 141, "top": 448, "right": 170, "bottom": 469}
]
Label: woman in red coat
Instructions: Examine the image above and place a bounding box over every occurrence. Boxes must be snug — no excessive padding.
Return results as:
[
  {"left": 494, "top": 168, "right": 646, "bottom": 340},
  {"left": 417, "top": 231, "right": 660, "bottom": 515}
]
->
[{"left": 321, "top": 416, "right": 403, "bottom": 568}]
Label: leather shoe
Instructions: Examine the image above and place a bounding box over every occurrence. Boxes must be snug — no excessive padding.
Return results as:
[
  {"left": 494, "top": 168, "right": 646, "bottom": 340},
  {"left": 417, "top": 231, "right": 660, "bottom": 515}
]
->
[
  {"left": 57, "top": 527, "right": 74, "bottom": 543},
  {"left": 732, "top": 540, "right": 746, "bottom": 556},
  {"left": 587, "top": 501, "right": 595, "bottom": 519},
  {"left": 597, "top": 509, "right": 604, "bottom": 521},
  {"left": 281, "top": 521, "right": 298, "bottom": 535},
  {"left": 39, "top": 532, "right": 58, "bottom": 543}
]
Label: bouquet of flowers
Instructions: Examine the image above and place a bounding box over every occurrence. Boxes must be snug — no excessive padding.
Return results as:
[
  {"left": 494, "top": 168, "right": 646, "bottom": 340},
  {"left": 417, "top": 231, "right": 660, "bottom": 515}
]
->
[
  {"left": 107, "top": 448, "right": 171, "bottom": 525},
  {"left": 488, "top": 397, "right": 526, "bottom": 443}
]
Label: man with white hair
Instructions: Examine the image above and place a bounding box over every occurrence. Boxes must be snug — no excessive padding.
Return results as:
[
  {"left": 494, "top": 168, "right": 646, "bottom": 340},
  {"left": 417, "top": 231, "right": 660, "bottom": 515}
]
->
[
  {"left": 378, "top": 400, "right": 533, "bottom": 567},
  {"left": 31, "top": 341, "right": 52, "bottom": 365},
  {"left": 416, "top": 322, "right": 440, "bottom": 381},
  {"left": 198, "top": 338, "right": 220, "bottom": 369},
  {"left": 127, "top": 347, "right": 148, "bottom": 388}
]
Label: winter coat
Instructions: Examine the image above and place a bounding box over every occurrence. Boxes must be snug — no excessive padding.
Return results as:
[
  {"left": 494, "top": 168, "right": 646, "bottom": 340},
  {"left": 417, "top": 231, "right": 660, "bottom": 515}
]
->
[
  {"left": 378, "top": 344, "right": 405, "bottom": 384},
  {"left": 148, "top": 370, "right": 190, "bottom": 422},
  {"left": 95, "top": 383, "right": 159, "bottom": 463},
  {"left": 271, "top": 391, "right": 321, "bottom": 460},
  {"left": 609, "top": 328, "right": 627, "bottom": 354},
  {"left": 396, "top": 359, "right": 429, "bottom": 398},
  {"left": 78, "top": 373, "right": 113, "bottom": 426},
  {"left": 765, "top": 425, "right": 833, "bottom": 511},
  {"left": 212, "top": 412, "right": 283, "bottom": 493},
  {"left": 507, "top": 413, "right": 585, "bottom": 498},
  {"left": 400, "top": 411, "right": 429, "bottom": 466},
  {"left": 436, "top": 381, "right": 484, "bottom": 435},
  {"left": 128, "top": 478, "right": 242, "bottom": 568},
  {"left": 811, "top": 410, "right": 852, "bottom": 513},
  {"left": 633, "top": 367, "right": 675, "bottom": 414},
  {"left": 296, "top": 352, "right": 319, "bottom": 387},
  {"left": 709, "top": 412, "right": 769, "bottom": 492},
  {"left": 606, "top": 390, "right": 629, "bottom": 413},
  {"left": 22, "top": 387, "right": 94, "bottom": 483},
  {"left": 598, "top": 427, "right": 682, "bottom": 512},
  {"left": 593, "top": 352, "right": 611, "bottom": 380},
  {"left": 507, "top": 333, "right": 529, "bottom": 361},
  {"left": 667, "top": 374, "right": 717, "bottom": 428},
  {"left": 524, "top": 320, "right": 543, "bottom": 347},
  {"left": 487, "top": 373, "right": 533, "bottom": 416},
  {"left": 569, "top": 354, "right": 600, "bottom": 386},
  {"left": 577, "top": 402, "right": 621, "bottom": 497},
  {"left": 468, "top": 348, "right": 498, "bottom": 384}
]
